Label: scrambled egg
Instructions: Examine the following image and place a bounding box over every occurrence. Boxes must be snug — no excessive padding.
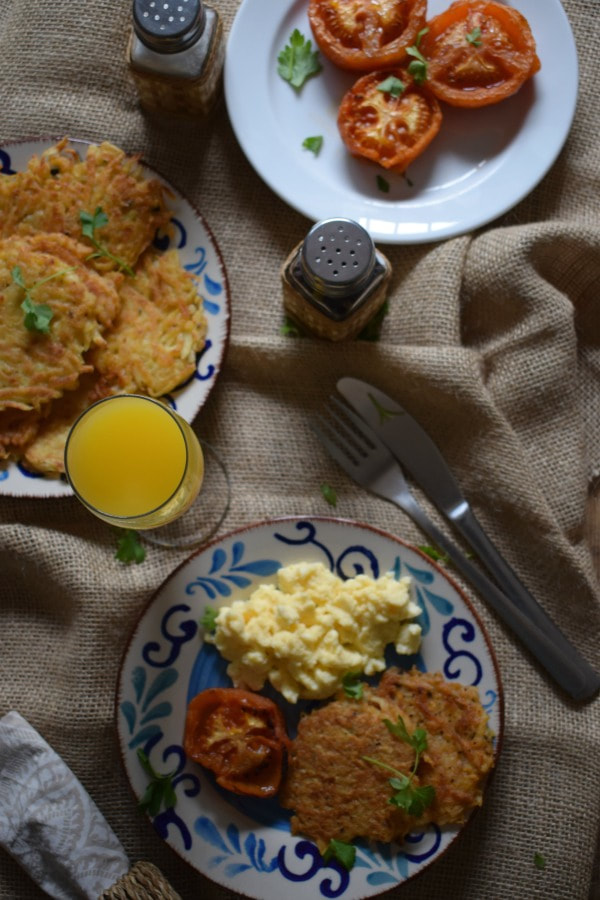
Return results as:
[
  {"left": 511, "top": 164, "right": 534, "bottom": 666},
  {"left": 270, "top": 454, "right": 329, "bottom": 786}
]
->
[{"left": 205, "top": 561, "right": 422, "bottom": 703}]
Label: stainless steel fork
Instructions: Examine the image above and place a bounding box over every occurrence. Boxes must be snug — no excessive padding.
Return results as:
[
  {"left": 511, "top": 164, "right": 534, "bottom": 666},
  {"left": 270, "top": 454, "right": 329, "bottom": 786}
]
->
[{"left": 312, "top": 396, "right": 600, "bottom": 702}]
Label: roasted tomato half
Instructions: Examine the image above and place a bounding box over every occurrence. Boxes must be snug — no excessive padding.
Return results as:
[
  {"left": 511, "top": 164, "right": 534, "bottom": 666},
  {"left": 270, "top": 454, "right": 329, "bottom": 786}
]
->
[
  {"left": 420, "top": 0, "right": 540, "bottom": 108},
  {"left": 308, "top": 0, "right": 427, "bottom": 72},
  {"left": 338, "top": 69, "right": 442, "bottom": 173},
  {"left": 183, "top": 688, "right": 290, "bottom": 797}
]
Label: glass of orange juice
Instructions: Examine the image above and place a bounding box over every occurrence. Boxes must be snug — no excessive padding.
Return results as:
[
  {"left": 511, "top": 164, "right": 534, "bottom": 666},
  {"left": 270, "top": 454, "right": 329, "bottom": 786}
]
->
[{"left": 64, "top": 394, "right": 230, "bottom": 548}]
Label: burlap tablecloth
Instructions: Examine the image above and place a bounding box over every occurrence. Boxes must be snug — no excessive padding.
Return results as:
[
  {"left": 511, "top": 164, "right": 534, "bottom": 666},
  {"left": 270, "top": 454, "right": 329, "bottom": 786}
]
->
[{"left": 1, "top": 1, "right": 599, "bottom": 897}]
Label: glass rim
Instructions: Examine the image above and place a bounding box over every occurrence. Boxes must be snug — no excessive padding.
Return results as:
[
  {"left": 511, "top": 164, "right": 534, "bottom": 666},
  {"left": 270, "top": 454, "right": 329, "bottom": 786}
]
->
[{"left": 63, "top": 393, "right": 191, "bottom": 522}]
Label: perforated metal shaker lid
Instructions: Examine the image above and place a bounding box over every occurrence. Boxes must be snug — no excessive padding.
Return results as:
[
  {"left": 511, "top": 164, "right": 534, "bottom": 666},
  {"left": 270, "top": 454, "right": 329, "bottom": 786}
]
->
[
  {"left": 133, "top": 0, "right": 206, "bottom": 53},
  {"left": 300, "top": 218, "right": 376, "bottom": 299}
]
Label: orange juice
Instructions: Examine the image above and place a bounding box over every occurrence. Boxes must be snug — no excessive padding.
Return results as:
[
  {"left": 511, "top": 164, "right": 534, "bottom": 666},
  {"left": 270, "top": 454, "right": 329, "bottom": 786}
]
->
[{"left": 64, "top": 395, "right": 204, "bottom": 528}]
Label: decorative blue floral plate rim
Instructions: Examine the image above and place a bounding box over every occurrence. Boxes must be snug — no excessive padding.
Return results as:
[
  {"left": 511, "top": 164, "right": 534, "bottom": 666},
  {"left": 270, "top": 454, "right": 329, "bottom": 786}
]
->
[
  {"left": 116, "top": 516, "right": 504, "bottom": 900},
  {"left": 0, "top": 136, "right": 231, "bottom": 498}
]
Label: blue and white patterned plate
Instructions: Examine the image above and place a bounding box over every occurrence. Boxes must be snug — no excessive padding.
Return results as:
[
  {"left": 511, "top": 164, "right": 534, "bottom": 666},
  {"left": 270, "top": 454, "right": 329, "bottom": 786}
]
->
[
  {"left": 117, "top": 516, "right": 503, "bottom": 899},
  {"left": 0, "top": 137, "right": 230, "bottom": 498}
]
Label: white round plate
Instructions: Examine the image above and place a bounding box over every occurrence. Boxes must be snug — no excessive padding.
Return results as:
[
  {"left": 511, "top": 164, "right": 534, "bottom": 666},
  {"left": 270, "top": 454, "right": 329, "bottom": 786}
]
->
[
  {"left": 116, "top": 516, "right": 503, "bottom": 899},
  {"left": 224, "top": 0, "right": 577, "bottom": 244},
  {"left": 0, "top": 137, "right": 230, "bottom": 498}
]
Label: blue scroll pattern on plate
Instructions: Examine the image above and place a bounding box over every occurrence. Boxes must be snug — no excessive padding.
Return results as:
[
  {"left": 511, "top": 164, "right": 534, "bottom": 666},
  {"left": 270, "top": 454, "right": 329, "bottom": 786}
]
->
[{"left": 120, "top": 521, "right": 498, "bottom": 895}]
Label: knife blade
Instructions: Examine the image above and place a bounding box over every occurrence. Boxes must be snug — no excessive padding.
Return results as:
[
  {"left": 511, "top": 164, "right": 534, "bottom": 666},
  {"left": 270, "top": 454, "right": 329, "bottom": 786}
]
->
[{"left": 337, "top": 376, "right": 600, "bottom": 700}]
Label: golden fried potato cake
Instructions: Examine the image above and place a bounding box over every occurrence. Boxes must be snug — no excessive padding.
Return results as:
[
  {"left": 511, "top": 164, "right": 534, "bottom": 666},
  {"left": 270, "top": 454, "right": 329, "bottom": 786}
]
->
[
  {"left": 18, "top": 232, "right": 123, "bottom": 332},
  {"left": 0, "top": 234, "right": 120, "bottom": 412},
  {"left": 376, "top": 667, "right": 495, "bottom": 827},
  {"left": 0, "top": 139, "right": 80, "bottom": 240},
  {"left": 0, "top": 138, "right": 172, "bottom": 273},
  {"left": 280, "top": 667, "right": 495, "bottom": 850},
  {"left": 90, "top": 248, "right": 207, "bottom": 397},
  {"left": 20, "top": 372, "right": 118, "bottom": 476},
  {"left": 76, "top": 141, "right": 172, "bottom": 273},
  {"left": 280, "top": 691, "right": 419, "bottom": 850},
  {"left": 0, "top": 408, "right": 42, "bottom": 462}
]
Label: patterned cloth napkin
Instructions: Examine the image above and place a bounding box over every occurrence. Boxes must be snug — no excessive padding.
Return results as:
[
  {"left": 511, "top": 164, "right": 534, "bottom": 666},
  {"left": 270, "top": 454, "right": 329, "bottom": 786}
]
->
[
  {"left": 0, "top": 711, "right": 129, "bottom": 898},
  {"left": 0, "top": 1, "right": 599, "bottom": 899}
]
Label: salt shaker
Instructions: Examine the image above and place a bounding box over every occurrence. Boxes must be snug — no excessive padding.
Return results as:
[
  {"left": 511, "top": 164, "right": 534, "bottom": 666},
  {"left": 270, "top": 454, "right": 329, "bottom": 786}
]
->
[
  {"left": 128, "top": 0, "right": 224, "bottom": 117},
  {"left": 281, "top": 218, "right": 392, "bottom": 341}
]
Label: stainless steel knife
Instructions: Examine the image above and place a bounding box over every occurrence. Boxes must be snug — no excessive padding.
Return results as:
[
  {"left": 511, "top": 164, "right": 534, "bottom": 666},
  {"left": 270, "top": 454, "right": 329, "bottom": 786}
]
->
[{"left": 337, "top": 376, "right": 600, "bottom": 700}]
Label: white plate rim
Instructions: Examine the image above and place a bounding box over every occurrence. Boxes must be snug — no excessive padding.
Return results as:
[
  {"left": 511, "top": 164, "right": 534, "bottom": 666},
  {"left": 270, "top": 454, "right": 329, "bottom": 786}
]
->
[
  {"left": 0, "top": 134, "right": 231, "bottom": 498},
  {"left": 115, "top": 515, "right": 504, "bottom": 899}
]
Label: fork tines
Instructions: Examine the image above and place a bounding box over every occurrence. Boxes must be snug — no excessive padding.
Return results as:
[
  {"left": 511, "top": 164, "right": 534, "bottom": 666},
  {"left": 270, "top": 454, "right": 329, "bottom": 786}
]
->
[{"left": 311, "top": 396, "right": 379, "bottom": 479}]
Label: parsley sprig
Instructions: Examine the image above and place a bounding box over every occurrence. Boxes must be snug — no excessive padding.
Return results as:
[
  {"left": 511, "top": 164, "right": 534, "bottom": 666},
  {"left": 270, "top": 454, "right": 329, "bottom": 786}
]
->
[
  {"left": 419, "top": 545, "right": 451, "bottom": 565},
  {"left": 302, "top": 135, "right": 323, "bottom": 155},
  {"left": 281, "top": 315, "right": 303, "bottom": 337},
  {"left": 200, "top": 605, "right": 219, "bottom": 633},
  {"left": 79, "top": 207, "right": 135, "bottom": 275},
  {"left": 320, "top": 482, "right": 337, "bottom": 507},
  {"left": 342, "top": 671, "right": 364, "bottom": 700},
  {"left": 377, "top": 76, "right": 406, "bottom": 98},
  {"left": 136, "top": 748, "right": 177, "bottom": 816},
  {"left": 406, "top": 27, "right": 429, "bottom": 84},
  {"left": 115, "top": 529, "right": 146, "bottom": 564},
  {"left": 12, "top": 264, "right": 75, "bottom": 333},
  {"left": 363, "top": 716, "right": 435, "bottom": 817},
  {"left": 323, "top": 838, "right": 356, "bottom": 871},
  {"left": 277, "top": 29, "right": 322, "bottom": 89},
  {"left": 466, "top": 26, "right": 483, "bottom": 47}
]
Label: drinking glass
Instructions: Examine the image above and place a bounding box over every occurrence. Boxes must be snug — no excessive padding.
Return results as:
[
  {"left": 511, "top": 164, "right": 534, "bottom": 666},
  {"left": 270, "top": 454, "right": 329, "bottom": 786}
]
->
[{"left": 64, "top": 394, "right": 230, "bottom": 548}]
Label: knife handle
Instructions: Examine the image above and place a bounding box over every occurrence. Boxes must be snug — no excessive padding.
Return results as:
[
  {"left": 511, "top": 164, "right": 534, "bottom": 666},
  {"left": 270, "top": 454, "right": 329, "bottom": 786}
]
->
[
  {"left": 455, "top": 507, "right": 581, "bottom": 634},
  {"left": 403, "top": 496, "right": 600, "bottom": 702}
]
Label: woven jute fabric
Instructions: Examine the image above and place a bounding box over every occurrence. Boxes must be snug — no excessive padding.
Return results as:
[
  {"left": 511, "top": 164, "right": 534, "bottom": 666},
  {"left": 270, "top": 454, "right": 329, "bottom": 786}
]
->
[
  {"left": 100, "top": 862, "right": 182, "bottom": 900},
  {"left": 1, "top": 1, "right": 599, "bottom": 898}
]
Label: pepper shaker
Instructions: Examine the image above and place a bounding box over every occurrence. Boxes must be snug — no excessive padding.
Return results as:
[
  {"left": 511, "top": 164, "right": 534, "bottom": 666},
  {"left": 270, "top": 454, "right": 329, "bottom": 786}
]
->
[
  {"left": 281, "top": 218, "right": 392, "bottom": 341},
  {"left": 128, "top": 0, "right": 224, "bottom": 117}
]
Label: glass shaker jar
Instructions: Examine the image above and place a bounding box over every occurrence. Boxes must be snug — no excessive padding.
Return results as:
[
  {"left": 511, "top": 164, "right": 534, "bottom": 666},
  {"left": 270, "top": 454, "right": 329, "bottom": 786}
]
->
[
  {"left": 281, "top": 218, "right": 392, "bottom": 340},
  {"left": 128, "top": 0, "right": 224, "bottom": 117}
]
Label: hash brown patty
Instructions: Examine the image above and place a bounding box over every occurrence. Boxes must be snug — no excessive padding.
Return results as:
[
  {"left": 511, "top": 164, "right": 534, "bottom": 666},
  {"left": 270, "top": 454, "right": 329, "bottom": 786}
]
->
[
  {"left": 0, "top": 233, "right": 120, "bottom": 412},
  {"left": 280, "top": 667, "right": 495, "bottom": 849},
  {"left": 280, "top": 690, "right": 417, "bottom": 850},
  {"left": 0, "top": 139, "right": 172, "bottom": 274},
  {"left": 90, "top": 248, "right": 207, "bottom": 397},
  {"left": 376, "top": 667, "right": 495, "bottom": 827}
]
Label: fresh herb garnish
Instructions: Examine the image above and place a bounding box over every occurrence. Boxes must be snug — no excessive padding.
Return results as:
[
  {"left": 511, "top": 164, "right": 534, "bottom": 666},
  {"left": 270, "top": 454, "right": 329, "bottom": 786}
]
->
[
  {"left": 368, "top": 391, "right": 398, "bottom": 424},
  {"left": 302, "top": 135, "right": 323, "bottom": 155},
  {"left": 280, "top": 316, "right": 303, "bottom": 337},
  {"left": 419, "top": 545, "right": 451, "bottom": 564},
  {"left": 79, "top": 207, "right": 135, "bottom": 275},
  {"left": 376, "top": 76, "right": 406, "bottom": 98},
  {"left": 363, "top": 716, "right": 435, "bottom": 817},
  {"left": 136, "top": 748, "right": 177, "bottom": 816},
  {"left": 12, "top": 264, "right": 75, "bottom": 333},
  {"left": 419, "top": 544, "right": 472, "bottom": 566},
  {"left": 322, "top": 838, "right": 356, "bottom": 871},
  {"left": 20, "top": 295, "right": 54, "bottom": 334},
  {"left": 534, "top": 852, "right": 546, "bottom": 870},
  {"left": 406, "top": 27, "right": 429, "bottom": 84},
  {"left": 342, "top": 671, "right": 364, "bottom": 700},
  {"left": 376, "top": 174, "right": 390, "bottom": 193},
  {"left": 277, "top": 28, "right": 322, "bottom": 89},
  {"left": 466, "top": 26, "right": 483, "bottom": 46},
  {"left": 200, "top": 605, "right": 219, "bottom": 633},
  {"left": 320, "top": 482, "right": 337, "bottom": 507},
  {"left": 115, "top": 529, "right": 146, "bottom": 564}
]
